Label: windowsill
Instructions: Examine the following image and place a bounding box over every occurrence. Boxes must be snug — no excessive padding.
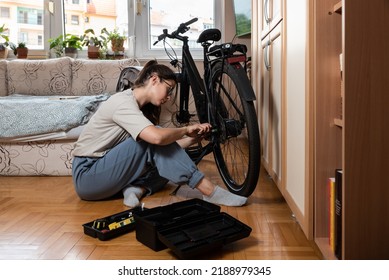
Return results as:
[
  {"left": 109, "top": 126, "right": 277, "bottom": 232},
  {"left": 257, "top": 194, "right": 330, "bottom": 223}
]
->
[{"left": 2, "top": 49, "right": 204, "bottom": 62}]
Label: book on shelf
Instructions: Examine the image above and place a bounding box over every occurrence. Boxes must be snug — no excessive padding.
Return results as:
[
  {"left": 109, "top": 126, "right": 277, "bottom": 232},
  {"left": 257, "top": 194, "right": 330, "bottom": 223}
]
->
[
  {"left": 335, "top": 169, "right": 343, "bottom": 259},
  {"left": 328, "top": 177, "right": 336, "bottom": 251}
]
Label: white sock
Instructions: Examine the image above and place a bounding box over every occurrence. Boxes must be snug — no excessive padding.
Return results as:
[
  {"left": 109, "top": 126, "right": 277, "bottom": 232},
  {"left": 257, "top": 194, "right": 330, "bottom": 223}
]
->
[
  {"left": 122, "top": 186, "right": 145, "bottom": 208},
  {"left": 203, "top": 185, "right": 247, "bottom": 207}
]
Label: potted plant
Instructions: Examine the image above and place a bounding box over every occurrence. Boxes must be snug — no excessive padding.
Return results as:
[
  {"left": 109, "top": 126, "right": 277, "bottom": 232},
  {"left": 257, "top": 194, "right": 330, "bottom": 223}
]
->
[
  {"left": 102, "top": 28, "right": 126, "bottom": 53},
  {"left": 48, "top": 34, "right": 64, "bottom": 58},
  {"left": 48, "top": 34, "right": 82, "bottom": 58},
  {"left": 0, "top": 24, "right": 10, "bottom": 59},
  {"left": 63, "top": 34, "right": 82, "bottom": 58},
  {"left": 80, "top": 28, "right": 108, "bottom": 59},
  {"left": 9, "top": 42, "right": 28, "bottom": 59}
]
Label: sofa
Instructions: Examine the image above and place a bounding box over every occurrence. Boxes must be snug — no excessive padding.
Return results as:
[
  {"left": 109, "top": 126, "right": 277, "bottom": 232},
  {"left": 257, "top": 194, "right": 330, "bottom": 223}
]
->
[{"left": 0, "top": 57, "right": 140, "bottom": 176}]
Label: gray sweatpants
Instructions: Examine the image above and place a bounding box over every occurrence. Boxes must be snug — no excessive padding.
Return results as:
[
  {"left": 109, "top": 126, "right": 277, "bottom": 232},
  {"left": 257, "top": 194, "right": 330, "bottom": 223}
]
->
[{"left": 72, "top": 137, "right": 204, "bottom": 200}]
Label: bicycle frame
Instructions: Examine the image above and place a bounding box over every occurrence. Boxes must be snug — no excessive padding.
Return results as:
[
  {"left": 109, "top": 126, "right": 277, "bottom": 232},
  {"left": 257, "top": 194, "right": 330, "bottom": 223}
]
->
[
  {"left": 174, "top": 36, "right": 216, "bottom": 163},
  {"left": 176, "top": 39, "right": 207, "bottom": 124}
]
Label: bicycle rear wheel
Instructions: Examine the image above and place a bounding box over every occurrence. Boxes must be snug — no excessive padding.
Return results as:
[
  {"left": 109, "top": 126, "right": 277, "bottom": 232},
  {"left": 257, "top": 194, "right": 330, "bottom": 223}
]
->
[{"left": 211, "top": 61, "right": 261, "bottom": 197}]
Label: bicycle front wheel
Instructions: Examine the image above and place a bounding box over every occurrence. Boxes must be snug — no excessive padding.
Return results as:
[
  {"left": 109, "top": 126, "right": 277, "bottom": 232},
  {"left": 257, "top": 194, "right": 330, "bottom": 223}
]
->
[{"left": 211, "top": 61, "right": 261, "bottom": 197}]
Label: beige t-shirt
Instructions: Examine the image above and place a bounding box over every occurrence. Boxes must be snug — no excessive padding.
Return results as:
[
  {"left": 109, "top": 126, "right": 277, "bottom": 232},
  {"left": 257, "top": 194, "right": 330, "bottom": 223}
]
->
[{"left": 73, "top": 90, "right": 152, "bottom": 157}]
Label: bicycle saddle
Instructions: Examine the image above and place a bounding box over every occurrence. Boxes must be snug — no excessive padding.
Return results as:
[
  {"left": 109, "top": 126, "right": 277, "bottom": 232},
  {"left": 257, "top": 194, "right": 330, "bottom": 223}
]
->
[{"left": 197, "top": 29, "right": 221, "bottom": 43}]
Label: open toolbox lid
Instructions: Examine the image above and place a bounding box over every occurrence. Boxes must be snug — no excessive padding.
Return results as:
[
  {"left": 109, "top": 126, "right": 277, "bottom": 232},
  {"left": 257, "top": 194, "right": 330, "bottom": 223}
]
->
[{"left": 133, "top": 198, "right": 252, "bottom": 258}]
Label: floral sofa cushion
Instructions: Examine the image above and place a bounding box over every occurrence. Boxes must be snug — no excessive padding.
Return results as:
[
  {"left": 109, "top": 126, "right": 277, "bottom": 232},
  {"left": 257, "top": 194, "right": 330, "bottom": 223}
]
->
[
  {"left": 0, "top": 60, "right": 8, "bottom": 96},
  {"left": 71, "top": 59, "right": 138, "bottom": 95},
  {"left": 6, "top": 57, "right": 73, "bottom": 96}
]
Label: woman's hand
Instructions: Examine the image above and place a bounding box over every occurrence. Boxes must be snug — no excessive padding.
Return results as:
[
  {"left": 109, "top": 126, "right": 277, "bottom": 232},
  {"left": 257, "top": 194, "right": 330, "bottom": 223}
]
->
[
  {"left": 185, "top": 123, "right": 212, "bottom": 138},
  {"left": 139, "top": 123, "right": 212, "bottom": 146}
]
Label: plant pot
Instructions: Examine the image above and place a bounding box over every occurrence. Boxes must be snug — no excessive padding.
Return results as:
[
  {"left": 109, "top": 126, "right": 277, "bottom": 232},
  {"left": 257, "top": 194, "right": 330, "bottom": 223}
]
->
[
  {"left": 0, "top": 48, "right": 8, "bottom": 59},
  {"left": 111, "top": 38, "right": 124, "bottom": 53},
  {"left": 16, "top": 47, "right": 28, "bottom": 59},
  {"left": 65, "top": 47, "right": 78, "bottom": 58},
  {"left": 87, "top": 45, "right": 100, "bottom": 59}
]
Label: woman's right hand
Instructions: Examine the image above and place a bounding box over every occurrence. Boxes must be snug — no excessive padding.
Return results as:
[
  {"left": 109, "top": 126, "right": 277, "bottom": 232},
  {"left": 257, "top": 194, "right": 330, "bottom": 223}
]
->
[{"left": 185, "top": 123, "right": 212, "bottom": 138}]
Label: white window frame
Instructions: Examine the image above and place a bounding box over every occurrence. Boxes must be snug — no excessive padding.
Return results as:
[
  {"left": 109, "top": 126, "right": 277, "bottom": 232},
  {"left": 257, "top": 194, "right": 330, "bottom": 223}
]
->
[
  {"left": 46, "top": 0, "right": 224, "bottom": 59},
  {"left": 130, "top": 0, "right": 224, "bottom": 60},
  {"left": 45, "top": 0, "right": 65, "bottom": 51}
]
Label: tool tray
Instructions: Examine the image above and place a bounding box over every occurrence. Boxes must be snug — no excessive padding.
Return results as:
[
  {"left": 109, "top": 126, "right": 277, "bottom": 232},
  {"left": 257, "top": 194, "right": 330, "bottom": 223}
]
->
[
  {"left": 134, "top": 198, "right": 251, "bottom": 258},
  {"left": 83, "top": 206, "right": 143, "bottom": 241}
]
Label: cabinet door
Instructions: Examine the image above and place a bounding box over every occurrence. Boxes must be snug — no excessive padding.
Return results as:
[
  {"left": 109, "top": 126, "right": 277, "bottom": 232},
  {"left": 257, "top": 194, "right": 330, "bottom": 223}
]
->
[
  {"left": 271, "top": 29, "right": 282, "bottom": 184},
  {"left": 260, "top": 40, "right": 270, "bottom": 168},
  {"left": 260, "top": 23, "right": 283, "bottom": 188},
  {"left": 261, "top": 0, "right": 283, "bottom": 39}
]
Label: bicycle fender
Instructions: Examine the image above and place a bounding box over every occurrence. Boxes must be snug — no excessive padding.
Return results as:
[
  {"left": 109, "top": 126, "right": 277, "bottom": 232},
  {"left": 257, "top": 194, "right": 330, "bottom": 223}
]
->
[{"left": 225, "top": 63, "right": 256, "bottom": 101}]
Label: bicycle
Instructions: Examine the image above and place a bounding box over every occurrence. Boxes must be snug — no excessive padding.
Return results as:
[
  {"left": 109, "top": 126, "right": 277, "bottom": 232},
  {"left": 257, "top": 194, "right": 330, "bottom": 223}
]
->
[{"left": 152, "top": 18, "right": 261, "bottom": 197}]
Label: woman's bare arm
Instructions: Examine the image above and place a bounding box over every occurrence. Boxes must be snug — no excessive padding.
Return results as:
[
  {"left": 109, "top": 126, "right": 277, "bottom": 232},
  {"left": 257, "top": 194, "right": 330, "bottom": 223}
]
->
[{"left": 138, "top": 123, "right": 211, "bottom": 146}]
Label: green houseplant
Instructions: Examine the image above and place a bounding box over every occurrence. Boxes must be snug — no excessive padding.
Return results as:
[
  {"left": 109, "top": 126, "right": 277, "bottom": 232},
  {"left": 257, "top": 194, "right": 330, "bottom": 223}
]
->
[
  {"left": 48, "top": 35, "right": 64, "bottom": 58},
  {"left": 80, "top": 28, "right": 108, "bottom": 59},
  {"left": 0, "top": 24, "right": 10, "bottom": 59},
  {"left": 63, "top": 34, "right": 82, "bottom": 58},
  {"left": 9, "top": 42, "right": 28, "bottom": 59},
  {"left": 102, "top": 28, "right": 126, "bottom": 53},
  {"left": 48, "top": 34, "right": 82, "bottom": 58}
]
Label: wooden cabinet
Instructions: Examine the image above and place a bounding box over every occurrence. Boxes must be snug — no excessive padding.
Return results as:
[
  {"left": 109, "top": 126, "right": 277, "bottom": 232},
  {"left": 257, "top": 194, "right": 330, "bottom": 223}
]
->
[
  {"left": 253, "top": 0, "right": 389, "bottom": 259},
  {"left": 312, "top": 0, "right": 342, "bottom": 259},
  {"left": 255, "top": 0, "right": 311, "bottom": 236},
  {"left": 312, "top": 0, "right": 389, "bottom": 259}
]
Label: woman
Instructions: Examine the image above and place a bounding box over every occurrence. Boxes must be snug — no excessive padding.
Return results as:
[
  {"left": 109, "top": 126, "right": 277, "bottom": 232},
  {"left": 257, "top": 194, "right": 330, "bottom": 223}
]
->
[{"left": 72, "top": 60, "right": 247, "bottom": 207}]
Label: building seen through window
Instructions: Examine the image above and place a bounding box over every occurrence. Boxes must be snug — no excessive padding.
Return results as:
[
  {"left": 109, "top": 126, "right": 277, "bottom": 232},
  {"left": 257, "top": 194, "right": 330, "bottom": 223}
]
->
[
  {"left": 149, "top": 0, "right": 214, "bottom": 49},
  {"left": 0, "top": 0, "right": 214, "bottom": 55}
]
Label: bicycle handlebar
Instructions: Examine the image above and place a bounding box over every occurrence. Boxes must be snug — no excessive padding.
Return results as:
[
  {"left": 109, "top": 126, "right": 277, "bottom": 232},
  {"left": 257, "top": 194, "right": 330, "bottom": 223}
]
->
[{"left": 153, "top": 17, "right": 198, "bottom": 45}]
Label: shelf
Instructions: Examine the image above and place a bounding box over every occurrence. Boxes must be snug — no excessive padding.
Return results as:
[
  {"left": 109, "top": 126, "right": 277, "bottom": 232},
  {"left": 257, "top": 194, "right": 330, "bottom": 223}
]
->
[{"left": 314, "top": 0, "right": 343, "bottom": 260}]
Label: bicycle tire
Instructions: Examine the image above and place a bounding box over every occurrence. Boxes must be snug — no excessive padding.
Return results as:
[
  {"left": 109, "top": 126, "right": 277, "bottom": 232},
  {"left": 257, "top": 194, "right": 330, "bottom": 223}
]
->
[{"left": 211, "top": 61, "right": 261, "bottom": 197}]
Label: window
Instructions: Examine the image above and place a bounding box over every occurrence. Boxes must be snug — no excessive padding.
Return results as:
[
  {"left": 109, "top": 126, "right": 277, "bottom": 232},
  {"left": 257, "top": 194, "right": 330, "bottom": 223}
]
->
[
  {"left": 19, "top": 33, "right": 28, "bottom": 44},
  {"left": 149, "top": 0, "right": 214, "bottom": 49},
  {"left": 17, "top": 7, "right": 43, "bottom": 25},
  {"left": 38, "top": 35, "right": 43, "bottom": 46},
  {"left": 1, "top": 0, "right": 221, "bottom": 57},
  {"left": 71, "top": 15, "right": 79, "bottom": 25},
  {"left": 0, "top": 7, "right": 10, "bottom": 18},
  {"left": 134, "top": 0, "right": 219, "bottom": 59},
  {"left": 38, "top": 14, "right": 43, "bottom": 25},
  {"left": 2, "top": 1, "right": 45, "bottom": 50}
]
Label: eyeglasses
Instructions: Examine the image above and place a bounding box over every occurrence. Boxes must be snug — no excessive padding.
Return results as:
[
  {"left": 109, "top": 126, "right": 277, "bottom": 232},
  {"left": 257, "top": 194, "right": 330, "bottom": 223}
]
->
[{"left": 162, "top": 79, "right": 175, "bottom": 96}]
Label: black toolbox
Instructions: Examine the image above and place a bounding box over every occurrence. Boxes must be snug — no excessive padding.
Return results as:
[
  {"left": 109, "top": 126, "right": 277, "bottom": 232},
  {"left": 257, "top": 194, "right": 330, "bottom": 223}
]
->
[{"left": 133, "top": 198, "right": 252, "bottom": 259}]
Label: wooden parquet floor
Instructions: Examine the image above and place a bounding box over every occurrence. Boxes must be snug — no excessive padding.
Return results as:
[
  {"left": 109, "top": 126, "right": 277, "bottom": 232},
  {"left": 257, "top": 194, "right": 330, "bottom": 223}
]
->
[{"left": 0, "top": 156, "right": 321, "bottom": 260}]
